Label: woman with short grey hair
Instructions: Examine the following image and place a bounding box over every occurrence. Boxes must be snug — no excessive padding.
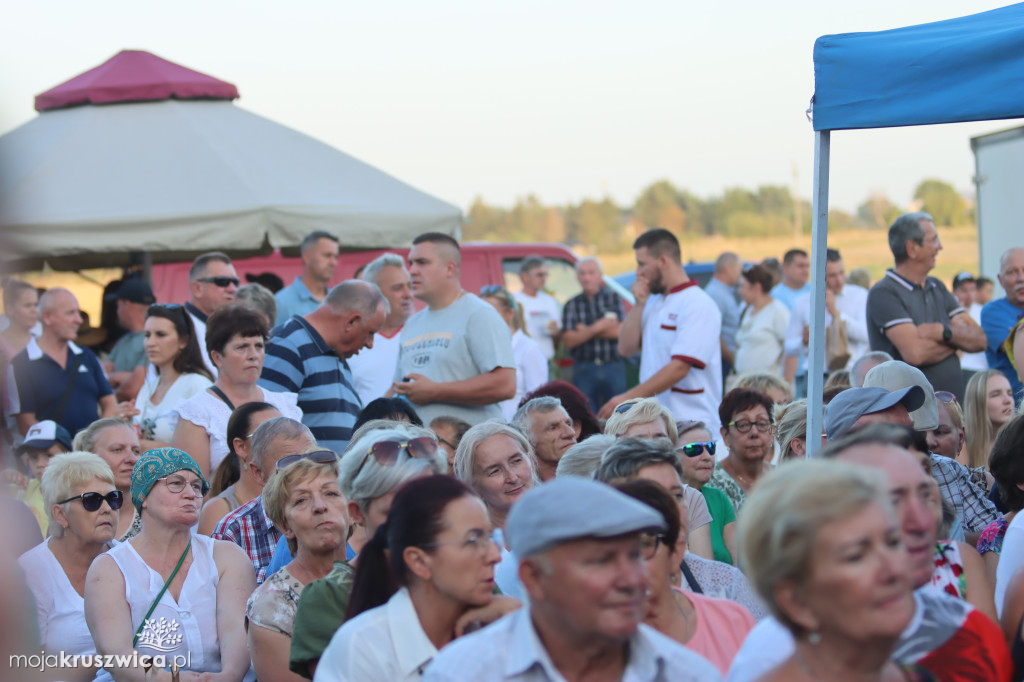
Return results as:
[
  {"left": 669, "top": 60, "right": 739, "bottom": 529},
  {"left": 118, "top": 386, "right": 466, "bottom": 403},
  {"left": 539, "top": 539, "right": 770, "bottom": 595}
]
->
[
  {"left": 454, "top": 421, "right": 538, "bottom": 529},
  {"left": 556, "top": 434, "right": 615, "bottom": 478}
]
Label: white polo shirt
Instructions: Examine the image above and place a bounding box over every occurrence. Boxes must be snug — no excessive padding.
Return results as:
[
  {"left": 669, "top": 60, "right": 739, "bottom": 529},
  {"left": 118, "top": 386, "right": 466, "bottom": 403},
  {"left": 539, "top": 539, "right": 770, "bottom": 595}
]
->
[
  {"left": 513, "top": 290, "right": 560, "bottom": 360},
  {"left": 347, "top": 329, "right": 403, "bottom": 404},
  {"left": 640, "top": 281, "right": 723, "bottom": 434}
]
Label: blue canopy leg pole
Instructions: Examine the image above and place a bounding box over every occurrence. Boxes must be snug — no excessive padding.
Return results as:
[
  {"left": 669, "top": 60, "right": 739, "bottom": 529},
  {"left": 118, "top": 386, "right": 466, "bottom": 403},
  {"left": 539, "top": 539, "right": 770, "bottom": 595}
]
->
[{"left": 807, "top": 130, "right": 830, "bottom": 457}]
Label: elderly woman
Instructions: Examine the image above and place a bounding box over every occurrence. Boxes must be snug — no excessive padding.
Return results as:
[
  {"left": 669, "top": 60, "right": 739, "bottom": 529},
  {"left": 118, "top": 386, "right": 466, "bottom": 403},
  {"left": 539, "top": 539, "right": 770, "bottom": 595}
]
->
[
  {"left": 773, "top": 399, "right": 826, "bottom": 461},
  {"left": 479, "top": 285, "right": 548, "bottom": 421},
  {"left": 614, "top": 479, "right": 755, "bottom": 675},
  {"left": 962, "top": 370, "right": 1015, "bottom": 469},
  {"left": 733, "top": 264, "right": 790, "bottom": 378},
  {"left": 172, "top": 304, "right": 301, "bottom": 477},
  {"left": 85, "top": 448, "right": 255, "bottom": 682},
  {"left": 74, "top": 418, "right": 142, "bottom": 541},
  {"left": 18, "top": 452, "right": 120, "bottom": 681},
  {"left": 247, "top": 456, "right": 348, "bottom": 682},
  {"left": 740, "top": 459, "right": 931, "bottom": 681},
  {"left": 676, "top": 420, "right": 737, "bottom": 565},
  {"left": 708, "top": 388, "right": 775, "bottom": 512},
  {"left": 288, "top": 425, "right": 446, "bottom": 679},
  {"left": 604, "top": 398, "right": 714, "bottom": 559},
  {"left": 314, "top": 476, "right": 503, "bottom": 682}
]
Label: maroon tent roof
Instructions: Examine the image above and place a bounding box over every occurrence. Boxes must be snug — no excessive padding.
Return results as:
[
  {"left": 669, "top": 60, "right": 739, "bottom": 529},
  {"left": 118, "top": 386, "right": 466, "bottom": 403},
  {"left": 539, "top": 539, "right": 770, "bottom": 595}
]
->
[{"left": 34, "top": 50, "right": 239, "bottom": 112}]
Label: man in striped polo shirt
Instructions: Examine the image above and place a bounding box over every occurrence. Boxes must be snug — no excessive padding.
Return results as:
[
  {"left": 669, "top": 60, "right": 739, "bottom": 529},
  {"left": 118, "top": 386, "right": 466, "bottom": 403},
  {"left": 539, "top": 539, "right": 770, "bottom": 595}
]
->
[{"left": 260, "top": 280, "right": 387, "bottom": 454}]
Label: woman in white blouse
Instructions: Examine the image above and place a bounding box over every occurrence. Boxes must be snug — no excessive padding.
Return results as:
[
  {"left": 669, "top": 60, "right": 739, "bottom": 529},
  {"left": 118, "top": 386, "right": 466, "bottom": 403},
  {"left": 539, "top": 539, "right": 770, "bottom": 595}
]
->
[
  {"left": 19, "top": 452, "right": 121, "bottom": 681},
  {"left": 171, "top": 304, "right": 301, "bottom": 478},
  {"left": 733, "top": 265, "right": 790, "bottom": 378},
  {"left": 133, "top": 304, "right": 213, "bottom": 450},
  {"left": 480, "top": 285, "right": 548, "bottom": 421},
  {"left": 314, "top": 475, "right": 506, "bottom": 682}
]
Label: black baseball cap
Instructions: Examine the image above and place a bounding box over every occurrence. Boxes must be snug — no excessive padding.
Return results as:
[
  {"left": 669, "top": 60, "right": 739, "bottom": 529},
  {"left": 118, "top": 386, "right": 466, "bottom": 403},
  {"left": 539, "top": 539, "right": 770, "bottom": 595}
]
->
[{"left": 106, "top": 278, "right": 156, "bottom": 305}]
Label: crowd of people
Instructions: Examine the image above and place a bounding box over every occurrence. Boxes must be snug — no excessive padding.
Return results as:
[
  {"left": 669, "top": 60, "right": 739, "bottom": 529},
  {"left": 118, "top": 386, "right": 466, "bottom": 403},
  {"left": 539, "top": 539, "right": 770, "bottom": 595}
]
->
[{"left": 0, "top": 216, "right": 1023, "bottom": 681}]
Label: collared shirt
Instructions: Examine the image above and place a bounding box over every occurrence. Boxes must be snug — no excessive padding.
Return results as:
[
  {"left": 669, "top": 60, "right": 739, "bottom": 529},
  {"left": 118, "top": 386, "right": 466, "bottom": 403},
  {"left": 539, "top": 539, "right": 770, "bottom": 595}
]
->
[
  {"left": 561, "top": 286, "right": 624, "bottom": 364},
  {"left": 275, "top": 277, "right": 324, "bottom": 325},
  {"left": 423, "top": 607, "right": 722, "bottom": 681},
  {"left": 784, "top": 284, "right": 870, "bottom": 374},
  {"left": 981, "top": 297, "right": 1024, "bottom": 402},
  {"left": 260, "top": 316, "right": 361, "bottom": 454},
  {"left": 867, "top": 269, "right": 966, "bottom": 399},
  {"left": 315, "top": 587, "right": 439, "bottom": 682},
  {"left": 704, "top": 278, "right": 741, "bottom": 353},
  {"left": 212, "top": 496, "right": 280, "bottom": 585},
  {"left": 8, "top": 338, "right": 113, "bottom": 436},
  {"left": 930, "top": 454, "right": 999, "bottom": 534},
  {"left": 184, "top": 302, "right": 217, "bottom": 378}
]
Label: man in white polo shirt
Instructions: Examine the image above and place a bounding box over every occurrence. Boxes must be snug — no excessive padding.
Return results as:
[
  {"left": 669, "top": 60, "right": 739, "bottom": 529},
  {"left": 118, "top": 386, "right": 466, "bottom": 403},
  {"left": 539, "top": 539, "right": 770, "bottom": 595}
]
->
[
  {"left": 512, "top": 256, "right": 560, "bottom": 362},
  {"left": 598, "top": 229, "right": 723, "bottom": 435}
]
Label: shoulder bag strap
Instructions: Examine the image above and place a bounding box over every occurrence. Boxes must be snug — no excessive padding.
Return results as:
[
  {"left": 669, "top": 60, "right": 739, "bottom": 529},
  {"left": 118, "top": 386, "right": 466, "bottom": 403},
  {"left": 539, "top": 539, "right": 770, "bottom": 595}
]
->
[
  {"left": 207, "top": 385, "right": 236, "bottom": 411},
  {"left": 133, "top": 540, "right": 192, "bottom": 648},
  {"left": 680, "top": 560, "right": 703, "bottom": 594}
]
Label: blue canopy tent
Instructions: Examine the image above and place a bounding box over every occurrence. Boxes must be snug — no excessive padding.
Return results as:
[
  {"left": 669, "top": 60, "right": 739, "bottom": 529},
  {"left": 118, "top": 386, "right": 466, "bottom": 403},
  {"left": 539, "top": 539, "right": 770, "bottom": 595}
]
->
[{"left": 806, "top": 3, "right": 1024, "bottom": 454}]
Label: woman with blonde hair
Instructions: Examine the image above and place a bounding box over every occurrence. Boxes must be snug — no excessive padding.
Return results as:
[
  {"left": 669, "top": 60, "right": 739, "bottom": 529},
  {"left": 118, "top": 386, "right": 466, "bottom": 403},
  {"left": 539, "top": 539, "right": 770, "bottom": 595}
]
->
[
  {"left": 773, "top": 399, "right": 825, "bottom": 461},
  {"left": 479, "top": 285, "right": 547, "bottom": 421},
  {"left": 962, "top": 370, "right": 1015, "bottom": 469},
  {"left": 732, "top": 371, "right": 794, "bottom": 405},
  {"left": 604, "top": 397, "right": 678, "bottom": 444}
]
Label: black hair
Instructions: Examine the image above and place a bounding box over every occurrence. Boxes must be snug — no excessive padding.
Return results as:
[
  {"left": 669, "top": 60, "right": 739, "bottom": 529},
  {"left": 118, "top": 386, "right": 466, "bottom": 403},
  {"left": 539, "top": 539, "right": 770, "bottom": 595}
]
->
[
  {"left": 145, "top": 305, "right": 214, "bottom": 381},
  {"left": 633, "top": 228, "right": 681, "bottom": 263},
  {"left": 354, "top": 397, "right": 423, "bottom": 432},
  {"left": 990, "top": 416, "right": 1024, "bottom": 512},
  {"left": 205, "top": 303, "right": 268, "bottom": 356}
]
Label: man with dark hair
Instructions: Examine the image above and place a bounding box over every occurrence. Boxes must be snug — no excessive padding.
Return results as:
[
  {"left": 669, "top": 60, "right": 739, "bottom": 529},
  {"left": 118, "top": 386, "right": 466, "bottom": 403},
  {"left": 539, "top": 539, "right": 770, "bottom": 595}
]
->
[
  {"left": 599, "top": 229, "right": 723, "bottom": 435},
  {"left": 769, "top": 248, "right": 810, "bottom": 310},
  {"left": 866, "top": 212, "right": 987, "bottom": 401},
  {"left": 705, "top": 252, "right": 742, "bottom": 387},
  {"left": 783, "top": 248, "right": 869, "bottom": 397},
  {"left": 976, "top": 276, "right": 995, "bottom": 306},
  {"left": 186, "top": 251, "right": 239, "bottom": 376},
  {"left": 275, "top": 230, "right": 340, "bottom": 324},
  {"left": 260, "top": 280, "right": 387, "bottom": 454},
  {"left": 392, "top": 233, "right": 516, "bottom": 425},
  {"left": 103, "top": 278, "right": 155, "bottom": 402},
  {"left": 981, "top": 247, "right": 1024, "bottom": 404},
  {"left": 951, "top": 271, "right": 989, "bottom": 382},
  {"left": 513, "top": 256, "right": 560, "bottom": 362}
]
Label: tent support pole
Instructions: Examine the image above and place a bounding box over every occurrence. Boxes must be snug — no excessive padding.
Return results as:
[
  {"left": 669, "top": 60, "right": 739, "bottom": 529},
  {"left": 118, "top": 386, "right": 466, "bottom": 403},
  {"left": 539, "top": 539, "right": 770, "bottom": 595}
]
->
[{"left": 806, "top": 130, "right": 830, "bottom": 457}]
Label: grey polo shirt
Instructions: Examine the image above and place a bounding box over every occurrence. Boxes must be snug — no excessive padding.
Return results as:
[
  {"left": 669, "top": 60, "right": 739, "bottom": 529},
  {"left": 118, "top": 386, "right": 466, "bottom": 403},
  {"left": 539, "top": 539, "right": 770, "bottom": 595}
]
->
[{"left": 866, "top": 269, "right": 967, "bottom": 399}]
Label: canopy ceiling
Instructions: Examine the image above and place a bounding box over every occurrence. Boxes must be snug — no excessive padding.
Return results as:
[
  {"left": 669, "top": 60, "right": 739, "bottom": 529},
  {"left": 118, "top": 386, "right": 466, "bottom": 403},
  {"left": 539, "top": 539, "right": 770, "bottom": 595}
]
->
[{"left": 813, "top": 2, "right": 1024, "bottom": 131}]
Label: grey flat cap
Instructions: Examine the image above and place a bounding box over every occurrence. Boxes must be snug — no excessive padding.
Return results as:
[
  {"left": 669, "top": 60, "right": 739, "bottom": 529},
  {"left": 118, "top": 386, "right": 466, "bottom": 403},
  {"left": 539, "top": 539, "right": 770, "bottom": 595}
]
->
[
  {"left": 506, "top": 477, "right": 666, "bottom": 558},
  {"left": 863, "top": 361, "right": 939, "bottom": 431},
  {"left": 825, "top": 385, "right": 925, "bottom": 441}
]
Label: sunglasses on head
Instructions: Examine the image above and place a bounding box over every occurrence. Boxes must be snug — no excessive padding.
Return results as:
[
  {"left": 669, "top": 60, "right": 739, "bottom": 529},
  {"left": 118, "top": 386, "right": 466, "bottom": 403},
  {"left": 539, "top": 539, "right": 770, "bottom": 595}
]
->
[
  {"left": 935, "top": 391, "right": 958, "bottom": 405},
  {"left": 614, "top": 400, "right": 641, "bottom": 415},
  {"left": 354, "top": 437, "right": 438, "bottom": 478},
  {"left": 197, "top": 276, "right": 240, "bottom": 288},
  {"left": 479, "top": 285, "right": 516, "bottom": 310},
  {"left": 678, "top": 441, "right": 716, "bottom": 458},
  {"left": 276, "top": 449, "right": 339, "bottom": 471},
  {"left": 57, "top": 490, "right": 124, "bottom": 512}
]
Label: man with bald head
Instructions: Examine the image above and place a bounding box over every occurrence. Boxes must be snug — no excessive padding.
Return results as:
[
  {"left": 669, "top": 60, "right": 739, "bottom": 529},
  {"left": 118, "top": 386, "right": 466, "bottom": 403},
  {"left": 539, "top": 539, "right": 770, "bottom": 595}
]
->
[
  {"left": 981, "top": 246, "right": 1024, "bottom": 405},
  {"left": 260, "top": 280, "right": 388, "bottom": 454},
  {"left": 9, "top": 288, "right": 116, "bottom": 436}
]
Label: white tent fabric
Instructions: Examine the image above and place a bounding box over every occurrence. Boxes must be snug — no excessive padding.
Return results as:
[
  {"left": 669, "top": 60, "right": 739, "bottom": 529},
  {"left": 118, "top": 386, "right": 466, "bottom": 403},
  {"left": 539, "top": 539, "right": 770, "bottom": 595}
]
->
[{"left": 0, "top": 99, "right": 461, "bottom": 267}]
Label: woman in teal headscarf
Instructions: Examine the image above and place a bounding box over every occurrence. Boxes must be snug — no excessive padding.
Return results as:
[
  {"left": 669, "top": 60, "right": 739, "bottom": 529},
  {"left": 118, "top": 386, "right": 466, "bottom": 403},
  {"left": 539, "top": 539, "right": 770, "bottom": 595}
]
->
[{"left": 85, "top": 448, "right": 256, "bottom": 682}]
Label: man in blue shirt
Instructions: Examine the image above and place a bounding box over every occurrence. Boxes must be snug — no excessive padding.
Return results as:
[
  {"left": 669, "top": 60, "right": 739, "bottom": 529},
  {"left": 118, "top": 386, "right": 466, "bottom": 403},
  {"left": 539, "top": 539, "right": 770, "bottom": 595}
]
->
[
  {"left": 769, "top": 248, "right": 810, "bottom": 310},
  {"left": 704, "top": 251, "right": 741, "bottom": 387},
  {"left": 981, "top": 247, "right": 1024, "bottom": 404},
  {"left": 275, "top": 230, "right": 339, "bottom": 324}
]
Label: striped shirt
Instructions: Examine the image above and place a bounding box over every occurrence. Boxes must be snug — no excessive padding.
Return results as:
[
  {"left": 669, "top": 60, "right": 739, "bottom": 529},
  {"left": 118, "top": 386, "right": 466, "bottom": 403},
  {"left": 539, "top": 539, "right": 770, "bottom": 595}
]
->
[
  {"left": 212, "top": 496, "right": 280, "bottom": 585},
  {"left": 561, "top": 286, "right": 624, "bottom": 363},
  {"left": 259, "top": 316, "right": 361, "bottom": 455}
]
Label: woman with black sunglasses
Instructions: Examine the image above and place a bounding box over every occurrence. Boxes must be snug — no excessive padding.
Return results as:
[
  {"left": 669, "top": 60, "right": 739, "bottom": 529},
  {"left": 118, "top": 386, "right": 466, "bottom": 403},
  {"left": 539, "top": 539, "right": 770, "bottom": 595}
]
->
[
  {"left": 132, "top": 304, "right": 213, "bottom": 451},
  {"left": 676, "top": 420, "right": 738, "bottom": 566},
  {"left": 18, "top": 452, "right": 121, "bottom": 681}
]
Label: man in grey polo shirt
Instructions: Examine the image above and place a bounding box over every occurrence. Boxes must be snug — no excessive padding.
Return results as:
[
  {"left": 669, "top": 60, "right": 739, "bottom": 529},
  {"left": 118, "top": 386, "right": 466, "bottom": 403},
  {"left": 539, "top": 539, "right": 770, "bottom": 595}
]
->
[{"left": 866, "top": 212, "right": 987, "bottom": 401}]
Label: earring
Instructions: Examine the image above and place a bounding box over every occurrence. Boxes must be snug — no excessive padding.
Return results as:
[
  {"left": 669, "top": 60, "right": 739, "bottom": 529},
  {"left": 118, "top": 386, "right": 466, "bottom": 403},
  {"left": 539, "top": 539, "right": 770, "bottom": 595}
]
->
[{"left": 807, "top": 631, "right": 821, "bottom": 645}]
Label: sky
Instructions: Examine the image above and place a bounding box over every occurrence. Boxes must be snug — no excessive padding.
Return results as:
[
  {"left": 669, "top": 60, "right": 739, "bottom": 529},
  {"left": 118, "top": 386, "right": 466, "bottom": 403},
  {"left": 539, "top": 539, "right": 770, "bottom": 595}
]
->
[{"left": 1, "top": 0, "right": 1017, "bottom": 215}]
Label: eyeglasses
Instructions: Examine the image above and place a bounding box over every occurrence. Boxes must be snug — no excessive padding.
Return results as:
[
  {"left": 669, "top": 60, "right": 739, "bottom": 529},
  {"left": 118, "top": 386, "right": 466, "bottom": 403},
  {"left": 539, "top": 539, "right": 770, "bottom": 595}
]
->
[
  {"left": 727, "top": 419, "right": 772, "bottom": 434},
  {"left": 678, "top": 441, "right": 716, "bottom": 458},
  {"left": 480, "top": 285, "right": 516, "bottom": 310},
  {"left": 159, "top": 475, "right": 205, "bottom": 496},
  {"left": 421, "top": 529, "right": 499, "bottom": 555},
  {"left": 197, "top": 276, "right": 240, "bottom": 288},
  {"left": 57, "top": 490, "right": 124, "bottom": 511},
  {"left": 935, "top": 391, "right": 958, "bottom": 405},
  {"left": 354, "top": 437, "right": 439, "bottom": 478},
  {"left": 276, "top": 449, "right": 339, "bottom": 471},
  {"left": 639, "top": 532, "right": 668, "bottom": 560}
]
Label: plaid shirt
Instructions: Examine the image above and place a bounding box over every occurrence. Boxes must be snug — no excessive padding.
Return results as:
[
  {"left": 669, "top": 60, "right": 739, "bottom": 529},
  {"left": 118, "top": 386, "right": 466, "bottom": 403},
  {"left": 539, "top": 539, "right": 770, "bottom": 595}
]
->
[
  {"left": 561, "top": 286, "right": 625, "bottom": 364},
  {"left": 930, "top": 453, "right": 1000, "bottom": 533},
  {"left": 212, "top": 495, "right": 281, "bottom": 585}
]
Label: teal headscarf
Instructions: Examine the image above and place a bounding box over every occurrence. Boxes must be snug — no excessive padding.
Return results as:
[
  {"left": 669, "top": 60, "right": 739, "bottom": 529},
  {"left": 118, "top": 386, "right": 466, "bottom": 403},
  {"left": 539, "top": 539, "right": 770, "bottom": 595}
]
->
[{"left": 131, "top": 447, "right": 209, "bottom": 510}]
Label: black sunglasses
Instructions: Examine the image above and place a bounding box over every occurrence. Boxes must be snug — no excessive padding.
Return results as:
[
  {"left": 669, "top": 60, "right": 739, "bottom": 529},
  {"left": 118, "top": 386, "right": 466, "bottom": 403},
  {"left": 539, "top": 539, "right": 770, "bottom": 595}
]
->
[
  {"left": 678, "top": 441, "right": 716, "bottom": 458},
  {"left": 57, "top": 490, "right": 124, "bottom": 512},
  {"left": 614, "top": 400, "right": 641, "bottom": 414},
  {"left": 197, "top": 276, "right": 240, "bottom": 288},
  {"left": 354, "top": 437, "right": 438, "bottom": 478},
  {"left": 276, "top": 449, "right": 339, "bottom": 471}
]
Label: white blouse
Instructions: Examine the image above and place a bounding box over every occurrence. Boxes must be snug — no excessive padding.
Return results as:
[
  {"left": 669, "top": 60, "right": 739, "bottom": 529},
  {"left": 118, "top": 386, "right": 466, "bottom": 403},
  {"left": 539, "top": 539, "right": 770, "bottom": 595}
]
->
[{"left": 133, "top": 372, "right": 212, "bottom": 443}]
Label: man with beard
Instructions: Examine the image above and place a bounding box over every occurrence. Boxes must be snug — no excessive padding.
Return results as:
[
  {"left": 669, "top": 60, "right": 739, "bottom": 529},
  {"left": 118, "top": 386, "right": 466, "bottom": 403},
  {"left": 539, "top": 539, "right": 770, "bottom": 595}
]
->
[{"left": 599, "top": 229, "right": 723, "bottom": 435}]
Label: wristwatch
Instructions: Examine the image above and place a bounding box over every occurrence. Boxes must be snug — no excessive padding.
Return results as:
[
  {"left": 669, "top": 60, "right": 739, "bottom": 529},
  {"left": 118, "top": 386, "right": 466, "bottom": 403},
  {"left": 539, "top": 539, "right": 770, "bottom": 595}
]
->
[{"left": 942, "top": 325, "right": 953, "bottom": 343}]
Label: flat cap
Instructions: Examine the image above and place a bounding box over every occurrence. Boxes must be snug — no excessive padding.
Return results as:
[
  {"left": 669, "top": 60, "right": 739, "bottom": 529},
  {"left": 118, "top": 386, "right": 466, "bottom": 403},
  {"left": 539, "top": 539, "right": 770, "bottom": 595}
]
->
[
  {"left": 825, "top": 385, "right": 924, "bottom": 441},
  {"left": 863, "top": 361, "right": 939, "bottom": 431},
  {"left": 506, "top": 477, "right": 666, "bottom": 558}
]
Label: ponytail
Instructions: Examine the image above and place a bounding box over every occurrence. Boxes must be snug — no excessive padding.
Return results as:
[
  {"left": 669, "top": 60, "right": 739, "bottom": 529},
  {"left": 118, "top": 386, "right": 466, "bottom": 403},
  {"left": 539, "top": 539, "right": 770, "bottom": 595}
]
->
[{"left": 345, "top": 523, "right": 399, "bottom": 620}]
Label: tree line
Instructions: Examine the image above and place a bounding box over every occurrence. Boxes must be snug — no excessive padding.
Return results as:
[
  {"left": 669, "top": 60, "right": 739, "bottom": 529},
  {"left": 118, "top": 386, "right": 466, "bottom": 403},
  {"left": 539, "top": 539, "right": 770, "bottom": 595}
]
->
[{"left": 463, "top": 178, "right": 973, "bottom": 250}]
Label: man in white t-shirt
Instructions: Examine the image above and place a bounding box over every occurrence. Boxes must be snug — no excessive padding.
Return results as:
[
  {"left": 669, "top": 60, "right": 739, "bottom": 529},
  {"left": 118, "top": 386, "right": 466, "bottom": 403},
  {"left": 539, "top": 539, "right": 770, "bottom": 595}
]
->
[
  {"left": 347, "top": 253, "right": 415, "bottom": 404},
  {"left": 392, "top": 233, "right": 516, "bottom": 425},
  {"left": 598, "top": 229, "right": 723, "bottom": 435},
  {"left": 512, "top": 256, "right": 560, "bottom": 361}
]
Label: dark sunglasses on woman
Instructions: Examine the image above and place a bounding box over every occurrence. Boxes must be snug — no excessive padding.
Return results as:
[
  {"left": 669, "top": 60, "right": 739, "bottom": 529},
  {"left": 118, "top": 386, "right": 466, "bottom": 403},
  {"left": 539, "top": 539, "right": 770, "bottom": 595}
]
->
[
  {"left": 677, "top": 441, "right": 716, "bottom": 458},
  {"left": 57, "top": 490, "right": 124, "bottom": 512},
  {"left": 354, "top": 437, "right": 438, "bottom": 478}
]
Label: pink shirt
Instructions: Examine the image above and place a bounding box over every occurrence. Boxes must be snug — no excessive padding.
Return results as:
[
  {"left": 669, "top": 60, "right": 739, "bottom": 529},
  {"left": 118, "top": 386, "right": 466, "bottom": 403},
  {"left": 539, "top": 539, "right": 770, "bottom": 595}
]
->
[{"left": 680, "top": 588, "right": 757, "bottom": 674}]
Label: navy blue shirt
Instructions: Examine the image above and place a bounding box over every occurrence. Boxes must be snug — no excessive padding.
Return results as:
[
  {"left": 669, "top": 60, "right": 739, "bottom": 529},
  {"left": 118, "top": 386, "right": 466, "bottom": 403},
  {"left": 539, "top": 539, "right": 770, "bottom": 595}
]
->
[{"left": 10, "top": 339, "right": 113, "bottom": 437}]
